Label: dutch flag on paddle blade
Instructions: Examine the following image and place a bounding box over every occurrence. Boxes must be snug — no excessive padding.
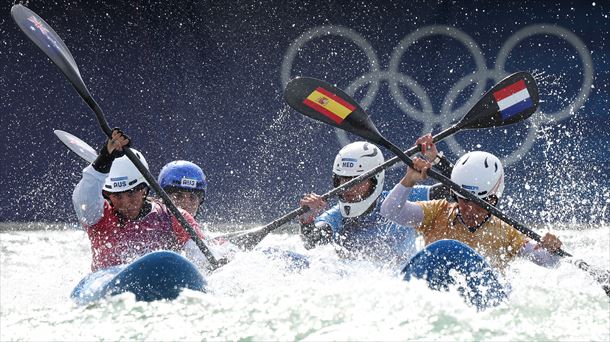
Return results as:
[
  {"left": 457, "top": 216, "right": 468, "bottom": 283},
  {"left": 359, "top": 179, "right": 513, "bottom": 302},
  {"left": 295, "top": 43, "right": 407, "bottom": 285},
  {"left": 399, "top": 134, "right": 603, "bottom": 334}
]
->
[{"left": 493, "top": 79, "right": 533, "bottom": 120}]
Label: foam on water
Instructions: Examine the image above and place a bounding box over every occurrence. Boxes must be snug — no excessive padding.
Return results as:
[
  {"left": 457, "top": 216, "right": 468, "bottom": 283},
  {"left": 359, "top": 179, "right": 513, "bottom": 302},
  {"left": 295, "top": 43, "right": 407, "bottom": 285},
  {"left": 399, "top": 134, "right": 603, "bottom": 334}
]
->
[{"left": 1, "top": 225, "right": 609, "bottom": 340}]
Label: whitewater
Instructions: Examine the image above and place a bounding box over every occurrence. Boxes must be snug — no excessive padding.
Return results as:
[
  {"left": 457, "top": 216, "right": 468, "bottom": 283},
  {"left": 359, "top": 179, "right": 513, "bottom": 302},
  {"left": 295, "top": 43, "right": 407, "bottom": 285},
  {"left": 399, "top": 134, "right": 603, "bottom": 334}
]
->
[{"left": 1, "top": 223, "right": 608, "bottom": 341}]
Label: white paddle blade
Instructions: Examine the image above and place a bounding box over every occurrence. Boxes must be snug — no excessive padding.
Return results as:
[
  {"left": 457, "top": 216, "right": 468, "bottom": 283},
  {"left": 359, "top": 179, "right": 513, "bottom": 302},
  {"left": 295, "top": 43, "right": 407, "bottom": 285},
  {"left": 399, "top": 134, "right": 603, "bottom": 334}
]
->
[{"left": 54, "top": 130, "right": 97, "bottom": 163}]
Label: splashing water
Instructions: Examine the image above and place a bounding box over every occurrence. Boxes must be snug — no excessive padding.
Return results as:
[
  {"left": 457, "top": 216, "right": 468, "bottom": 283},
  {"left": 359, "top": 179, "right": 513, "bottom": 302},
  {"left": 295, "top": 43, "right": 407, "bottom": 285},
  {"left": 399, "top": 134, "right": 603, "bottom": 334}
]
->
[{"left": 1, "top": 224, "right": 608, "bottom": 341}]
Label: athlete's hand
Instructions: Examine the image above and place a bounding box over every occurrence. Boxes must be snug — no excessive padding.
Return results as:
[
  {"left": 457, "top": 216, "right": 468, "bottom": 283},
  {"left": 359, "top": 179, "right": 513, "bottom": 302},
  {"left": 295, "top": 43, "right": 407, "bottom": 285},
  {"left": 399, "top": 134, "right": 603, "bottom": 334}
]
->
[
  {"left": 106, "top": 128, "right": 130, "bottom": 155},
  {"left": 93, "top": 128, "right": 132, "bottom": 173},
  {"left": 537, "top": 232, "right": 562, "bottom": 253},
  {"left": 416, "top": 133, "right": 437, "bottom": 162},
  {"left": 400, "top": 157, "right": 431, "bottom": 187},
  {"left": 299, "top": 193, "right": 327, "bottom": 224}
]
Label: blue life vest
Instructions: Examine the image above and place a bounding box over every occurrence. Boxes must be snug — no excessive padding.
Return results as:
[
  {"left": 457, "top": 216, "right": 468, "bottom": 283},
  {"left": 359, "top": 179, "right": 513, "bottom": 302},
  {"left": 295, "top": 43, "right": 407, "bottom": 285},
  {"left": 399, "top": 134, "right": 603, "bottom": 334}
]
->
[{"left": 315, "top": 185, "right": 430, "bottom": 268}]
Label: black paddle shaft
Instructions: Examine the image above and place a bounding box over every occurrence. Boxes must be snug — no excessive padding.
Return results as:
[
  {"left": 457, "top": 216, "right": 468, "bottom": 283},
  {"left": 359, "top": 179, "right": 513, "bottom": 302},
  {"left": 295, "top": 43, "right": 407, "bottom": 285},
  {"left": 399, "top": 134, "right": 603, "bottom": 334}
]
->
[
  {"left": 382, "top": 140, "right": 571, "bottom": 258},
  {"left": 226, "top": 122, "right": 465, "bottom": 250}
]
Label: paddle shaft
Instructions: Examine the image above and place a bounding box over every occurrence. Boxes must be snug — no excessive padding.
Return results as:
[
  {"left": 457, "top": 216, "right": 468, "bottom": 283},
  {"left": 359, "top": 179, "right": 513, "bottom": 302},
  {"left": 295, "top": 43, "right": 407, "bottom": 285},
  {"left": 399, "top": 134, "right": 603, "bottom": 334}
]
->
[{"left": 228, "top": 122, "right": 466, "bottom": 249}]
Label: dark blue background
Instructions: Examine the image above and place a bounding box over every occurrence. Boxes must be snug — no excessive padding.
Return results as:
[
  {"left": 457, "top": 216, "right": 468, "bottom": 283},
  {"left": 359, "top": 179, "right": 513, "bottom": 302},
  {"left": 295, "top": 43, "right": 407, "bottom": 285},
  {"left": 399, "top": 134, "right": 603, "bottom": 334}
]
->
[{"left": 1, "top": 0, "right": 608, "bottom": 226}]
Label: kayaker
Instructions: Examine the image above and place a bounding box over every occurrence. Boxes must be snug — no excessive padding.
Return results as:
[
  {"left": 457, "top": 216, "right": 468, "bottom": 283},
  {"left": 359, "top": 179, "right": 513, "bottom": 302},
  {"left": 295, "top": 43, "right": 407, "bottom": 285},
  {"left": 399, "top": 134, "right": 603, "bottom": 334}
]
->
[
  {"left": 157, "top": 160, "right": 207, "bottom": 219},
  {"left": 72, "top": 128, "right": 226, "bottom": 272},
  {"left": 298, "top": 138, "right": 453, "bottom": 268},
  {"left": 380, "top": 134, "right": 563, "bottom": 270}
]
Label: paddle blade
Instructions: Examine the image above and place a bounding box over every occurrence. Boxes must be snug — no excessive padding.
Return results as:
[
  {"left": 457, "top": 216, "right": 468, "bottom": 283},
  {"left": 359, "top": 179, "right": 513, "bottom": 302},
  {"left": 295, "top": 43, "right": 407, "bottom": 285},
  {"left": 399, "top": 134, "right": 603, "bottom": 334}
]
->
[
  {"left": 458, "top": 72, "right": 539, "bottom": 129},
  {"left": 284, "top": 77, "right": 386, "bottom": 145},
  {"left": 11, "top": 5, "right": 90, "bottom": 99},
  {"left": 54, "top": 130, "right": 98, "bottom": 164}
]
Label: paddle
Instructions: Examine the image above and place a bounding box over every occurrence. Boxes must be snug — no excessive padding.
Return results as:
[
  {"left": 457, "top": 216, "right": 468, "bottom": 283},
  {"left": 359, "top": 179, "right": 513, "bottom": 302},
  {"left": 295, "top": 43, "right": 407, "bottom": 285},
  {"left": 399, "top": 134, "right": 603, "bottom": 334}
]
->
[
  {"left": 54, "top": 130, "right": 98, "bottom": 164},
  {"left": 227, "top": 72, "right": 539, "bottom": 250},
  {"left": 11, "top": 4, "right": 222, "bottom": 270},
  {"left": 293, "top": 75, "right": 610, "bottom": 296}
]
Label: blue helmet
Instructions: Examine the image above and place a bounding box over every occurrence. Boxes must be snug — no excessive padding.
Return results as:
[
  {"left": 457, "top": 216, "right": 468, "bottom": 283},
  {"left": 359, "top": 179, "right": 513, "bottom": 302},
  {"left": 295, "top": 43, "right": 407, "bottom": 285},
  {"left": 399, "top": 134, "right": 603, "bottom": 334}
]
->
[{"left": 158, "top": 160, "right": 207, "bottom": 193}]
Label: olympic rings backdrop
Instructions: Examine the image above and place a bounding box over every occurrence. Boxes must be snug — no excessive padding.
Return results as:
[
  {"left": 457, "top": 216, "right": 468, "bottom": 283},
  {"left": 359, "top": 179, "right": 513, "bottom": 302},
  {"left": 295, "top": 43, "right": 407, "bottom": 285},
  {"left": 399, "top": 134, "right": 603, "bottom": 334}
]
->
[{"left": 1, "top": 0, "right": 608, "bottom": 224}]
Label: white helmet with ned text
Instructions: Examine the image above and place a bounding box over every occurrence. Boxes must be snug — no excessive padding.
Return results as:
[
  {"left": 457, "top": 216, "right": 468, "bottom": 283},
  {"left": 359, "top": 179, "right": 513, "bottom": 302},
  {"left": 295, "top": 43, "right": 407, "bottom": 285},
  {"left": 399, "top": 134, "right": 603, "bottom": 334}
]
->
[{"left": 332, "top": 141, "right": 385, "bottom": 217}]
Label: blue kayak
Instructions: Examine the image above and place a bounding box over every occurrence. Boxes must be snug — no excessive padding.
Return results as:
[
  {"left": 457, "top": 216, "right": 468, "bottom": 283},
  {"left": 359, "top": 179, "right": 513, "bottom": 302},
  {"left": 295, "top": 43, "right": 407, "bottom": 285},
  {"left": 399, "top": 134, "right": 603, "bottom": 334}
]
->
[
  {"left": 71, "top": 251, "right": 207, "bottom": 304},
  {"left": 402, "top": 239, "right": 508, "bottom": 309}
]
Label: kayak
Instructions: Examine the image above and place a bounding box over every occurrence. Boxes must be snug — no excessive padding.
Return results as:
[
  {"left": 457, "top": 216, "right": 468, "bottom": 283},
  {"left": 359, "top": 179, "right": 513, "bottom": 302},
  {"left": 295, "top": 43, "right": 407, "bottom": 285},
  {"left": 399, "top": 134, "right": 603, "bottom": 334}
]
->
[
  {"left": 71, "top": 248, "right": 308, "bottom": 304},
  {"left": 402, "top": 239, "right": 508, "bottom": 309},
  {"left": 71, "top": 251, "right": 206, "bottom": 304}
]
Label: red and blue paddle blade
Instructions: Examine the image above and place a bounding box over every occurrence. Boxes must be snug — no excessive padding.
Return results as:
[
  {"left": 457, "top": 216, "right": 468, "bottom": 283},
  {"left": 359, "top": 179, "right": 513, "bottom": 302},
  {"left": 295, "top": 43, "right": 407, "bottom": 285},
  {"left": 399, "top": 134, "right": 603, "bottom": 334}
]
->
[
  {"left": 11, "top": 4, "right": 89, "bottom": 98},
  {"left": 284, "top": 77, "right": 387, "bottom": 146},
  {"left": 459, "top": 71, "right": 539, "bottom": 129}
]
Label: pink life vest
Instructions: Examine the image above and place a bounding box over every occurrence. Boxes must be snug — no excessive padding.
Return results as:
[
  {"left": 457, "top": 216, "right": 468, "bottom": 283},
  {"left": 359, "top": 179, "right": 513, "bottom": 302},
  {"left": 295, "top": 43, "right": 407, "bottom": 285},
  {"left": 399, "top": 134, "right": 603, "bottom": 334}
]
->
[{"left": 86, "top": 200, "right": 205, "bottom": 271}]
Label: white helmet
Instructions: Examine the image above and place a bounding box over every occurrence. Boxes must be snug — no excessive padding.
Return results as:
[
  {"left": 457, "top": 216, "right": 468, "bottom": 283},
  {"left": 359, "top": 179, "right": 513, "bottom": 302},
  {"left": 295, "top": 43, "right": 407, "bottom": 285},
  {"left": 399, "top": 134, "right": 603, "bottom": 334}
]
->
[
  {"left": 333, "top": 141, "right": 385, "bottom": 217},
  {"left": 103, "top": 149, "right": 149, "bottom": 193},
  {"left": 451, "top": 151, "right": 504, "bottom": 199}
]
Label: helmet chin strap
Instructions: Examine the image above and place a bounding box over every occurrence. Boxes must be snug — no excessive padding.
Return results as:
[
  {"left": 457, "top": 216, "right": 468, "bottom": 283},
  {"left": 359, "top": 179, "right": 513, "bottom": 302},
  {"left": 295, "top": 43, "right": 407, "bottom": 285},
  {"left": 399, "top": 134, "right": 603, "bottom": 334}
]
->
[
  {"left": 452, "top": 192, "right": 497, "bottom": 233},
  {"left": 455, "top": 209, "right": 492, "bottom": 233},
  {"left": 343, "top": 198, "right": 377, "bottom": 219}
]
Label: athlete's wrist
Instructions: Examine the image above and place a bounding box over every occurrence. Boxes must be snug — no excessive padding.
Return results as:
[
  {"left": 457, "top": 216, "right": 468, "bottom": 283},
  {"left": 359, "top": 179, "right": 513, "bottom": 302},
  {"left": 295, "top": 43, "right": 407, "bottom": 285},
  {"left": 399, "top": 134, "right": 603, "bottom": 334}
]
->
[
  {"left": 400, "top": 175, "right": 417, "bottom": 188},
  {"left": 92, "top": 144, "right": 115, "bottom": 173}
]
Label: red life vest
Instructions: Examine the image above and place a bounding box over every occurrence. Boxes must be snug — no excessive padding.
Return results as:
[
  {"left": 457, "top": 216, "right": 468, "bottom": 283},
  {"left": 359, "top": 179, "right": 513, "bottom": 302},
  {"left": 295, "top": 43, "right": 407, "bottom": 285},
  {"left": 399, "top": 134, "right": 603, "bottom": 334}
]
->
[{"left": 86, "top": 200, "right": 205, "bottom": 271}]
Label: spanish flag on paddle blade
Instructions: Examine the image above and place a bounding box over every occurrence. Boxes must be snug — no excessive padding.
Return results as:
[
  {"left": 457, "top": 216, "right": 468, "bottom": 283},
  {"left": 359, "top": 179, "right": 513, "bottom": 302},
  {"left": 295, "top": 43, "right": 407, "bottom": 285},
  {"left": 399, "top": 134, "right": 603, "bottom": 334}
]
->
[{"left": 302, "top": 87, "right": 356, "bottom": 124}]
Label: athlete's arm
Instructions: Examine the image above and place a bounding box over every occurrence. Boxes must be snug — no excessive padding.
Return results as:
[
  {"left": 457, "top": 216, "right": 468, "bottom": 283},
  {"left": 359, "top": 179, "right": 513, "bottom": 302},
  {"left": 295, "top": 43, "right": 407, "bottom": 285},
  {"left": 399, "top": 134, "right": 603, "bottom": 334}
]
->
[
  {"left": 380, "top": 183, "right": 425, "bottom": 227},
  {"left": 380, "top": 152, "right": 432, "bottom": 226},
  {"left": 72, "top": 165, "right": 107, "bottom": 226},
  {"left": 298, "top": 193, "right": 333, "bottom": 249},
  {"left": 518, "top": 240, "right": 561, "bottom": 267},
  {"left": 170, "top": 209, "right": 235, "bottom": 271},
  {"left": 300, "top": 221, "right": 333, "bottom": 249},
  {"left": 518, "top": 233, "right": 563, "bottom": 267},
  {"left": 416, "top": 133, "right": 454, "bottom": 201},
  {"left": 433, "top": 151, "right": 454, "bottom": 177},
  {"left": 183, "top": 238, "right": 236, "bottom": 272},
  {"left": 73, "top": 129, "right": 130, "bottom": 227}
]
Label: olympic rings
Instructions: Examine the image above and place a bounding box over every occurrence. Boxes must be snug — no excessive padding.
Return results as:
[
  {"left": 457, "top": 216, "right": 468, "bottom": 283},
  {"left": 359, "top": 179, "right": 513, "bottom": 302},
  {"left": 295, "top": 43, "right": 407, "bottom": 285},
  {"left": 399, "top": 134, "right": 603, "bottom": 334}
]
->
[{"left": 280, "top": 24, "right": 593, "bottom": 166}]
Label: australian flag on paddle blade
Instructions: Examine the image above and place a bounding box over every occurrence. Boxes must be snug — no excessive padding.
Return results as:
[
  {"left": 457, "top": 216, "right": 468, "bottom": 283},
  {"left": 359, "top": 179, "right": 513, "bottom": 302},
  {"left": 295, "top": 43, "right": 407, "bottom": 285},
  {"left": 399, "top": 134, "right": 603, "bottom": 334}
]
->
[
  {"left": 492, "top": 79, "right": 534, "bottom": 120},
  {"left": 26, "top": 15, "right": 62, "bottom": 53}
]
